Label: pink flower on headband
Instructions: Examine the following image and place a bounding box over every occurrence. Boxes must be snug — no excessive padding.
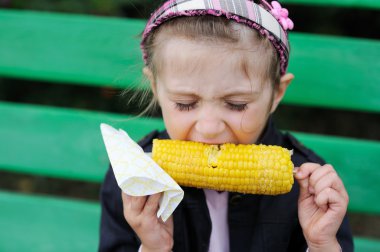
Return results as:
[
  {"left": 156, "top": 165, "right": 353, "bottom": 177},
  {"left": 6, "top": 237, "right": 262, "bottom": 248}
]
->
[{"left": 270, "top": 1, "right": 294, "bottom": 31}]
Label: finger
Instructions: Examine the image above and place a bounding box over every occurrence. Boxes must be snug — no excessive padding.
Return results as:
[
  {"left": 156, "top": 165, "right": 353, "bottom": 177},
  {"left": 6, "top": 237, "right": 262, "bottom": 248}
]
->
[
  {"left": 121, "top": 192, "right": 135, "bottom": 222},
  {"left": 315, "top": 187, "right": 347, "bottom": 212},
  {"left": 142, "top": 193, "right": 162, "bottom": 216},
  {"left": 295, "top": 163, "right": 321, "bottom": 180},
  {"left": 159, "top": 215, "right": 174, "bottom": 235},
  {"left": 313, "top": 170, "right": 345, "bottom": 197},
  {"left": 159, "top": 214, "right": 173, "bottom": 225},
  {"left": 308, "top": 164, "right": 335, "bottom": 194},
  {"left": 122, "top": 192, "right": 146, "bottom": 212},
  {"left": 294, "top": 163, "right": 321, "bottom": 200},
  {"left": 129, "top": 195, "right": 148, "bottom": 215},
  {"left": 121, "top": 192, "right": 132, "bottom": 208}
]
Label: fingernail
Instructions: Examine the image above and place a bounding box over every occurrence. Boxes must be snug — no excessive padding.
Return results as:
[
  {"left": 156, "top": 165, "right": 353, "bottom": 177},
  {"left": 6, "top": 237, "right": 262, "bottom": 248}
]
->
[{"left": 293, "top": 167, "right": 301, "bottom": 176}]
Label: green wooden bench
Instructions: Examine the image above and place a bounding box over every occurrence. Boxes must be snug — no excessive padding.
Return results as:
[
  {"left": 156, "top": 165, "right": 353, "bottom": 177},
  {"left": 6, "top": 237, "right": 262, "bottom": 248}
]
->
[{"left": 0, "top": 1, "right": 379, "bottom": 251}]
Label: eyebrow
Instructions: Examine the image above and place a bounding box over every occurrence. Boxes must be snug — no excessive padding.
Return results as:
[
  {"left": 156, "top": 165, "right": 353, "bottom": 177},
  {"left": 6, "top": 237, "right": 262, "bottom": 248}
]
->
[
  {"left": 223, "top": 90, "right": 261, "bottom": 97},
  {"left": 165, "top": 88, "right": 260, "bottom": 100},
  {"left": 165, "top": 87, "right": 198, "bottom": 96},
  {"left": 221, "top": 86, "right": 263, "bottom": 100}
]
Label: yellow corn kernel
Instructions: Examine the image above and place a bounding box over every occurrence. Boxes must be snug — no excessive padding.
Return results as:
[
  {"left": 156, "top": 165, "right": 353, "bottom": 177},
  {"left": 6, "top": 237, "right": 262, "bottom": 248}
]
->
[{"left": 152, "top": 139, "right": 294, "bottom": 195}]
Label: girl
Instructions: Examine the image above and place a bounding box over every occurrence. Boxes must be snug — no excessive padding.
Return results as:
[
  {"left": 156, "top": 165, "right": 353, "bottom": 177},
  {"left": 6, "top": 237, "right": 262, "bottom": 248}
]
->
[{"left": 99, "top": 0, "right": 353, "bottom": 251}]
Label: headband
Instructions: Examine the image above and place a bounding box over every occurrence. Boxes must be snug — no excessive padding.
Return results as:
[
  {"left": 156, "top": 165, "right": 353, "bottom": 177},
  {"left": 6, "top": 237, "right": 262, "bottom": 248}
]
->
[{"left": 141, "top": 0, "right": 293, "bottom": 75}]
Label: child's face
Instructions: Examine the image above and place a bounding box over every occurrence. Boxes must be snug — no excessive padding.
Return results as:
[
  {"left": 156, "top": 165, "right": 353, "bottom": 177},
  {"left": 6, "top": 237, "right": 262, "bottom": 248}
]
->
[{"left": 149, "top": 37, "right": 285, "bottom": 144}]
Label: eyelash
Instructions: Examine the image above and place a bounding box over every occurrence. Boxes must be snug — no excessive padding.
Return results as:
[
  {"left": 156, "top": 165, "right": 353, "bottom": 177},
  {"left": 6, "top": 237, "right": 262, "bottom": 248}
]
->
[
  {"left": 175, "top": 102, "right": 197, "bottom": 111},
  {"left": 175, "top": 102, "right": 248, "bottom": 112},
  {"left": 226, "top": 102, "right": 248, "bottom": 111}
]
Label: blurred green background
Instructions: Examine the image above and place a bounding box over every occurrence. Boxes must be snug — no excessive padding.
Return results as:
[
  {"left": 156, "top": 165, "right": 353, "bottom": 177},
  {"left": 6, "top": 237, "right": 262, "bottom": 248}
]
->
[{"left": 0, "top": 0, "right": 379, "bottom": 240}]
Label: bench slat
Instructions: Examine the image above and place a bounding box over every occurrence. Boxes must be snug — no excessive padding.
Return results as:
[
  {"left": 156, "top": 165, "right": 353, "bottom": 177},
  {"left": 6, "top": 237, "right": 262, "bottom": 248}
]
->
[
  {"left": 1, "top": 9, "right": 379, "bottom": 112},
  {"left": 0, "top": 101, "right": 164, "bottom": 182},
  {"left": 1, "top": 102, "right": 379, "bottom": 214},
  {"left": 124, "top": 0, "right": 380, "bottom": 10},
  {"left": 1, "top": 190, "right": 379, "bottom": 251},
  {"left": 354, "top": 237, "right": 380, "bottom": 252},
  {"left": 287, "top": 33, "right": 380, "bottom": 113},
  {"left": 0, "top": 9, "right": 145, "bottom": 88},
  {"left": 0, "top": 190, "right": 100, "bottom": 252},
  {"left": 282, "top": 0, "right": 380, "bottom": 9}
]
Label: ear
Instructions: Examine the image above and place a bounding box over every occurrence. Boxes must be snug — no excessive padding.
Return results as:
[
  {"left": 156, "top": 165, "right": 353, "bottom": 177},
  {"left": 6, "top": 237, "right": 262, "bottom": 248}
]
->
[
  {"left": 143, "top": 67, "right": 157, "bottom": 97},
  {"left": 270, "top": 73, "right": 294, "bottom": 113}
]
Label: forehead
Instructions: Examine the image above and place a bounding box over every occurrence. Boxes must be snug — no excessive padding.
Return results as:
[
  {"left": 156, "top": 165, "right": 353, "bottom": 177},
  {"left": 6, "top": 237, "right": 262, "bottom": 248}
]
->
[
  {"left": 153, "top": 38, "right": 269, "bottom": 98},
  {"left": 154, "top": 37, "right": 269, "bottom": 92}
]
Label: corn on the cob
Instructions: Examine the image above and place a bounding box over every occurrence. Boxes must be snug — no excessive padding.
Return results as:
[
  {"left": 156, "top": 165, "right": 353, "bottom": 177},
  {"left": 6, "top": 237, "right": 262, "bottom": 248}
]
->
[{"left": 152, "top": 139, "right": 294, "bottom": 195}]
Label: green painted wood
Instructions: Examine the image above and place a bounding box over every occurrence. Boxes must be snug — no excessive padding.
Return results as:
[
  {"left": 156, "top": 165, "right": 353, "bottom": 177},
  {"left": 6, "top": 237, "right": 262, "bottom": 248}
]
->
[
  {"left": 0, "top": 101, "right": 164, "bottom": 182},
  {"left": 1, "top": 190, "right": 378, "bottom": 252},
  {"left": 354, "top": 237, "right": 380, "bottom": 252},
  {"left": 1, "top": 5, "right": 379, "bottom": 248},
  {"left": 0, "top": 190, "right": 100, "bottom": 252},
  {"left": 125, "top": 0, "right": 380, "bottom": 10},
  {"left": 293, "top": 132, "right": 380, "bottom": 214},
  {"left": 1, "top": 9, "right": 379, "bottom": 112},
  {"left": 0, "top": 9, "right": 146, "bottom": 88},
  {"left": 287, "top": 33, "right": 380, "bottom": 113},
  {"left": 282, "top": 0, "right": 380, "bottom": 9},
  {"left": 1, "top": 100, "right": 379, "bottom": 214}
]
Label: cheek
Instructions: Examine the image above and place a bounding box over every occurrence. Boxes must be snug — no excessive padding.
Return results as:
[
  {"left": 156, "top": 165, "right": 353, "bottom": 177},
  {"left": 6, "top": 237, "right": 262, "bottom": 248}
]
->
[
  {"left": 155, "top": 91, "right": 191, "bottom": 140},
  {"left": 234, "top": 101, "right": 272, "bottom": 143},
  {"left": 240, "top": 106, "right": 268, "bottom": 133},
  {"left": 160, "top": 103, "right": 195, "bottom": 140}
]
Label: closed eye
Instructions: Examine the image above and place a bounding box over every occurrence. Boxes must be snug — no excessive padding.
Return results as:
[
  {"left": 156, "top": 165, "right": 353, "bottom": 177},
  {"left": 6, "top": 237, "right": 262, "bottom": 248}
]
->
[
  {"left": 225, "top": 102, "right": 248, "bottom": 111},
  {"left": 175, "top": 102, "right": 198, "bottom": 111}
]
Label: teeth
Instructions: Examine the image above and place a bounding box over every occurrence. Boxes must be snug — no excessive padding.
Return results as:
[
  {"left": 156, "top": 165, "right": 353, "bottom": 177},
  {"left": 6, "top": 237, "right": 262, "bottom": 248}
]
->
[{"left": 206, "top": 145, "right": 220, "bottom": 169}]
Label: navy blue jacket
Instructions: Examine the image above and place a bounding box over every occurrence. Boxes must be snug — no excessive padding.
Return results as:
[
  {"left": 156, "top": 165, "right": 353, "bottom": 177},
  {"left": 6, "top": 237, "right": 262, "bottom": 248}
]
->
[{"left": 99, "top": 119, "right": 353, "bottom": 252}]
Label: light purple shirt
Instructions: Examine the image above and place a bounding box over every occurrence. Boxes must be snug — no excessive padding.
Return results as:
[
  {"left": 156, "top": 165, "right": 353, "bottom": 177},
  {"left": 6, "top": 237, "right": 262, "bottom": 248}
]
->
[{"left": 203, "top": 189, "right": 230, "bottom": 252}]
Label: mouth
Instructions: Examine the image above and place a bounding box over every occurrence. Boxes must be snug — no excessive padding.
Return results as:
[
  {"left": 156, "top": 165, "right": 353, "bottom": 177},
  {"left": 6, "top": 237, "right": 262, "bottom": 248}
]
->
[{"left": 190, "top": 139, "right": 230, "bottom": 145}]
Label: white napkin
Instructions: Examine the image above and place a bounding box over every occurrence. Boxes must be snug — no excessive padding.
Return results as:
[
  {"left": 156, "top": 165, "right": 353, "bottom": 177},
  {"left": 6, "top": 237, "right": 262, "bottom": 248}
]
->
[{"left": 100, "top": 123, "right": 184, "bottom": 222}]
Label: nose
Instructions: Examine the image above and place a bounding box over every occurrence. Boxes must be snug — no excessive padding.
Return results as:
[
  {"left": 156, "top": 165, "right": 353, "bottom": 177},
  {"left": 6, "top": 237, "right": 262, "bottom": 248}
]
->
[{"left": 195, "top": 116, "right": 226, "bottom": 140}]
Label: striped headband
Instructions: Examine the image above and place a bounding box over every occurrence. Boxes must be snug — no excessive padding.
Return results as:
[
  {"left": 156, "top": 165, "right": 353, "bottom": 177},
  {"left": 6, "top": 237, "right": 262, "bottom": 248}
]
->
[{"left": 141, "top": 0, "right": 293, "bottom": 75}]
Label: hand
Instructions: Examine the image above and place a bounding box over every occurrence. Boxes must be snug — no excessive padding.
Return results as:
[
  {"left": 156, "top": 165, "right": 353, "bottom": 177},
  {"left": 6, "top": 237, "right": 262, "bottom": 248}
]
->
[
  {"left": 295, "top": 163, "right": 349, "bottom": 252},
  {"left": 122, "top": 192, "right": 174, "bottom": 252}
]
